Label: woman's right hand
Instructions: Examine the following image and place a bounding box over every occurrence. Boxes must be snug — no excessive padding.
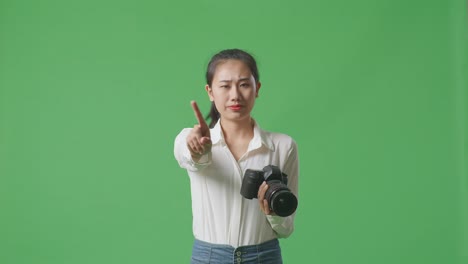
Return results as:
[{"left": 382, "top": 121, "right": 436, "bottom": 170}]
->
[{"left": 187, "top": 101, "right": 212, "bottom": 161}]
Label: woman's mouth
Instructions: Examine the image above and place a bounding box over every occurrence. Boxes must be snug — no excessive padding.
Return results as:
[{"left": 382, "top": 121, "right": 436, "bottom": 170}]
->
[{"left": 228, "top": 105, "right": 242, "bottom": 111}]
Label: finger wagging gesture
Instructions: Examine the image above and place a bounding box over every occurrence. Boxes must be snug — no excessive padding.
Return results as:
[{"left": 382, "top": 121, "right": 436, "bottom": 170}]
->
[{"left": 186, "top": 101, "right": 212, "bottom": 161}]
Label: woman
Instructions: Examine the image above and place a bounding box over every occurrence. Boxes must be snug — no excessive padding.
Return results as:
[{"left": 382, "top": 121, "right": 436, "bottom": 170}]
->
[{"left": 174, "top": 49, "right": 299, "bottom": 264}]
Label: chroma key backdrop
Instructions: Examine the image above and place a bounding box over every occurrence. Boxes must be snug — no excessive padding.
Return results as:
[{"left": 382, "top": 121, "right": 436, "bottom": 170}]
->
[{"left": 1, "top": 0, "right": 467, "bottom": 263}]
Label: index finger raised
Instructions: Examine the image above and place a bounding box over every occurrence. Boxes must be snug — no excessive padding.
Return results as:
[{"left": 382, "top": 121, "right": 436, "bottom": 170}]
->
[{"left": 191, "top": 100, "right": 207, "bottom": 126}]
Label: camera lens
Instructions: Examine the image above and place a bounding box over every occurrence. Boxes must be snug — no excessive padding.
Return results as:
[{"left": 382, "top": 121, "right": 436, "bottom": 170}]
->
[
  {"left": 270, "top": 190, "right": 298, "bottom": 217},
  {"left": 265, "top": 182, "right": 298, "bottom": 217}
]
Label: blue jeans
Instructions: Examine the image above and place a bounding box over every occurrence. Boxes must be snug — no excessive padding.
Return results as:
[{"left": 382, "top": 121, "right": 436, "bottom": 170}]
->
[{"left": 191, "top": 238, "right": 283, "bottom": 264}]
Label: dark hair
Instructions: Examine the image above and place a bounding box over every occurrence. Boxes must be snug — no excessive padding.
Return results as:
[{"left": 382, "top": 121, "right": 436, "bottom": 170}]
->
[{"left": 205, "top": 49, "right": 260, "bottom": 128}]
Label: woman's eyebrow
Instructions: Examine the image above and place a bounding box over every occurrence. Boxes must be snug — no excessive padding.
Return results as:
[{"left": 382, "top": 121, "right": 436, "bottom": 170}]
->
[{"left": 218, "top": 77, "right": 250, "bottom": 83}]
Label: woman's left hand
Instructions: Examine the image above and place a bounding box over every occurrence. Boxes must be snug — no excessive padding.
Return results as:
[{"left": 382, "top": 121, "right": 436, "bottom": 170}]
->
[{"left": 258, "top": 181, "right": 275, "bottom": 215}]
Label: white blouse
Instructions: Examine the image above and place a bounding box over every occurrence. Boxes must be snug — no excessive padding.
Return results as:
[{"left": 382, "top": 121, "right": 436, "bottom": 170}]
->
[{"left": 174, "top": 120, "right": 299, "bottom": 247}]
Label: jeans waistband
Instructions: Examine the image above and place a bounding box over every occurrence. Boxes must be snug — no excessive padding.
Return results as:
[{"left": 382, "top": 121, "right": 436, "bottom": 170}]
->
[{"left": 194, "top": 238, "right": 279, "bottom": 251}]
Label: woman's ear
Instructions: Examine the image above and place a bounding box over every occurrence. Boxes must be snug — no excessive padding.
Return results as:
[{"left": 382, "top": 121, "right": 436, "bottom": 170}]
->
[
  {"left": 205, "top": 84, "right": 214, "bottom": 101},
  {"left": 255, "top": 82, "right": 261, "bottom": 98}
]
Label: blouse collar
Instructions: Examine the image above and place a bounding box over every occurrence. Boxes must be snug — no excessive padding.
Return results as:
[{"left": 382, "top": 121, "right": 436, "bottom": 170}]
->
[{"left": 210, "top": 119, "right": 275, "bottom": 152}]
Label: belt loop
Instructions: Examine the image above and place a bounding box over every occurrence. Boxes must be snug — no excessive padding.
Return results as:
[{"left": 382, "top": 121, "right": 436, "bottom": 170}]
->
[{"left": 256, "top": 243, "right": 260, "bottom": 263}]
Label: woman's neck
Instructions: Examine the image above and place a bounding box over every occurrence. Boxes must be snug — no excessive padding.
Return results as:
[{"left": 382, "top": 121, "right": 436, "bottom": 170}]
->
[{"left": 220, "top": 117, "right": 254, "bottom": 142}]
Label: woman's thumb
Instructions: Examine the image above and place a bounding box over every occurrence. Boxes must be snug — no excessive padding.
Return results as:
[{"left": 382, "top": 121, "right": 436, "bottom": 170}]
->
[{"left": 200, "top": 137, "right": 212, "bottom": 145}]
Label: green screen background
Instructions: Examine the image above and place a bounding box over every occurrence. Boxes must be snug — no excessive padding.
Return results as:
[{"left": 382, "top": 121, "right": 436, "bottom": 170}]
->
[{"left": 1, "top": 0, "right": 467, "bottom": 263}]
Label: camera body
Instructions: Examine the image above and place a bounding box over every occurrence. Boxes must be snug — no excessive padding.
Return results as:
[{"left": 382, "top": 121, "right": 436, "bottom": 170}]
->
[{"left": 240, "top": 165, "right": 298, "bottom": 217}]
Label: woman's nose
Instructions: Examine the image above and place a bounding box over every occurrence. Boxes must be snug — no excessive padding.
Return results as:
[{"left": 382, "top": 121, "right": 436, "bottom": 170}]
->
[{"left": 230, "top": 86, "right": 240, "bottom": 100}]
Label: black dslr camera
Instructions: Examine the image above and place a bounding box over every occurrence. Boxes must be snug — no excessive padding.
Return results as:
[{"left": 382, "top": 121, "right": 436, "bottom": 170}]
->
[{"left": 240, "top": 165, "right": 298, "bottom": 217}]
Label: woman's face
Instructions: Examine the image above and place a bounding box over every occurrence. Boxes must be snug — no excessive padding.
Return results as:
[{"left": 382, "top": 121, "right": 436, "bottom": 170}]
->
[{"left": 206, "top": 59, "right": 261, "bottom": 124}]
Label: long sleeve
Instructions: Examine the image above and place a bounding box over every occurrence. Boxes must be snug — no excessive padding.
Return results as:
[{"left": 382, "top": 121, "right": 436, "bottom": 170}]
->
[
  {"left": 174, "top": 128, "right": 211, "bottom": 172},
  {"left": 266, "top": 140, "right": 299, "bottom": 238}
]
